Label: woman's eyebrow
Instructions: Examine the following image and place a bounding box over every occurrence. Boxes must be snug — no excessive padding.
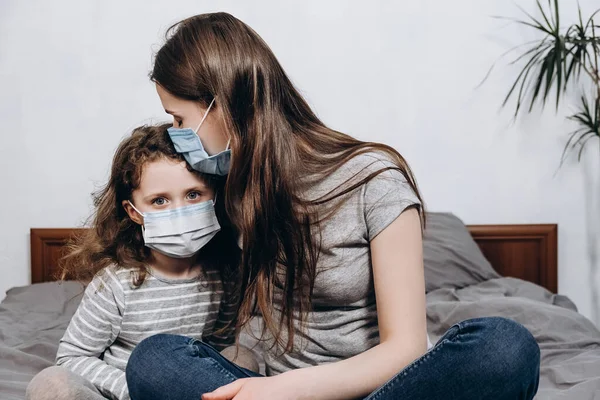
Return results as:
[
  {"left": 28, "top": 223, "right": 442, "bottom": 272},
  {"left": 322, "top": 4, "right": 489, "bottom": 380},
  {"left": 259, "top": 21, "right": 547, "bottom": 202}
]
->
[{"left": 164, "top": 109, "right": 178, "bottom": 115}]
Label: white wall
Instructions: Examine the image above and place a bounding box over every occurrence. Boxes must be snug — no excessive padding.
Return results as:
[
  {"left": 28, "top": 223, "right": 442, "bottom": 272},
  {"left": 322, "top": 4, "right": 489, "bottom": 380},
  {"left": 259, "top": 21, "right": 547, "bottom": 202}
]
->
[{"left": 1, "top": 0, "right": 599, "bottom": 322}]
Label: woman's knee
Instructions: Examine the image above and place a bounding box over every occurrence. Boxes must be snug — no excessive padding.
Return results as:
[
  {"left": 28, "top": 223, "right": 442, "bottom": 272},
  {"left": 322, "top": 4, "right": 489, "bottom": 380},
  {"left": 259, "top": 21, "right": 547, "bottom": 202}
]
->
[
  {"left": 480, "top": 317, "right": 540, "bottom": 367},
  {"left": 471, "top": 317, "right": 540, "bottom": 395},
  {"left": 127, "top": 333, "right": 190, "bottom": 370},
  {"left": 126, "top": 334, "right": 198, "bottom": 397},
  {"left": 126, "top": 334, "right": 240, "bottom": 399}
]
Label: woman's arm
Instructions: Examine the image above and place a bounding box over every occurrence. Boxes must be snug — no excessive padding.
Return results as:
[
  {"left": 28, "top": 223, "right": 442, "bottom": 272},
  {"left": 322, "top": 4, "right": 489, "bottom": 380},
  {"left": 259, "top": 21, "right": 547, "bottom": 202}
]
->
[{"left": 204, "top": 207, "right": 427, "bottom": 400}]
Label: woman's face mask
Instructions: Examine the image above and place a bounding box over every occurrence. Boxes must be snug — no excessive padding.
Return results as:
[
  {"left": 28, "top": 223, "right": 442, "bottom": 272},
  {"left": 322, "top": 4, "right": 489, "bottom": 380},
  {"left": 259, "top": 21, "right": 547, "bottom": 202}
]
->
[
  {"left": 167, "top": 98, "right": 231, "bottom": 176},
  {"left": 156, "top": 84, "right": 231, "bottom": 175}
]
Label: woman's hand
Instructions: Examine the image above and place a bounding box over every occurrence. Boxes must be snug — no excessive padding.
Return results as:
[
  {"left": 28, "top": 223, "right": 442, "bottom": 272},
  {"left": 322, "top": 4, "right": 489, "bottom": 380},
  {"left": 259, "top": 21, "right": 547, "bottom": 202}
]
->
[{"left": 201, "top": 375, "right": 306, "bottom": 400}]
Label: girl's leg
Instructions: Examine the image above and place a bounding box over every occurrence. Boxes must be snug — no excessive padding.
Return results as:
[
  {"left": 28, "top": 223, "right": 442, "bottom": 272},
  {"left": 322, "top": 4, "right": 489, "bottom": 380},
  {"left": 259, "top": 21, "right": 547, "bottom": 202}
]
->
[
  {"left": 125, "top": 335, "right": 262, "bottom": 400},
  {"left": 26, "top": 366, "right": 105, "bottom": 400},
  {"left": 364, "top": 317, "right": 540, "bottom": 400}
]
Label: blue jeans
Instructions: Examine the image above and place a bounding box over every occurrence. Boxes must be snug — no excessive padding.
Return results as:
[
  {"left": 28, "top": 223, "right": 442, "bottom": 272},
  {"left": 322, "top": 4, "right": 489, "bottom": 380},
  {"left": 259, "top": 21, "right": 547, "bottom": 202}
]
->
[{"left": 125, "top": 317, "right": 540, "bottom": 399}]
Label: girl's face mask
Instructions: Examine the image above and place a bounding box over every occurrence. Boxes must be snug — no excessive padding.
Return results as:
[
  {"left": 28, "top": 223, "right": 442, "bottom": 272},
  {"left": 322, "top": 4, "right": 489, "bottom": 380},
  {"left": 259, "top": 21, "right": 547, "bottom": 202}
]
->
[{"left": 128, "top": 200, "right": 220, "bottom": 258}]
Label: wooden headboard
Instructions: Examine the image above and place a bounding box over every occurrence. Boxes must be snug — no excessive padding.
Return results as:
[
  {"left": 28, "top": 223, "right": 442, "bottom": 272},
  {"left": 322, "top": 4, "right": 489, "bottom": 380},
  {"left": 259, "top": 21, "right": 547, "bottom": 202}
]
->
[
  {"left": 468, "top": 224, "right": 557, "bottom": 293},
  {"left": 30, "top": 228, "right": 87, "bottom": 284},
  {"left": 30, "top": 223, "right": 558, "bottom": 293}
]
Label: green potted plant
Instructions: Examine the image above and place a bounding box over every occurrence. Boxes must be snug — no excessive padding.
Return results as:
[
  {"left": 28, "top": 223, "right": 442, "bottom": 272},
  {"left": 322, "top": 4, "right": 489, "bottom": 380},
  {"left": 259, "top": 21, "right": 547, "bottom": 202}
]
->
[
  {"left": 494, "top": 0, "right": 599, "bottom": 161},
  {"left": 489, "top": 0, "right": 599, "bottom": 323}
]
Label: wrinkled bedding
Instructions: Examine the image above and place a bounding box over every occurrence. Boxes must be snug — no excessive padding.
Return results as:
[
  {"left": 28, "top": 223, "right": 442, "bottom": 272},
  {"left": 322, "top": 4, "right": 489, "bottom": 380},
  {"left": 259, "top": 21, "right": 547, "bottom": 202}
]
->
[
  {"left": 0, "top": 282, "right": 84, "bottom": 400},
  {"left": 1, "top": 278, "right": 599, "bottom": 399},
  {"left": 426, "top": 278, "right": 600, "bottom": 399}
]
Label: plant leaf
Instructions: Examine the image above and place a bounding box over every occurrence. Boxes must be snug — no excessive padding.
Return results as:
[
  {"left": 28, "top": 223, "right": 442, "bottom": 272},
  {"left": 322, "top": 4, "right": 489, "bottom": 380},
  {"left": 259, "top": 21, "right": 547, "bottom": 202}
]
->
[
  {"left": 555, "top": 38, "right": 565, "bottom": 107},
  {"left": 502, "top": 47, "right": 547, "bottom": 107},
  {"left": 537, "top": 0, "right": 554, "bottom": 31},
  {"left": 585, "top": 9, "right": 600, "bottom": 31},
  {"left": 529, "top": 52, "right": 552, "bottom": 111},
  {"left": 515, "top": 3, "right": 552, "bottom": 34},
  {"left": 562, "top": 93, "right": 600, "bottom": 163},
  {"left": 508, "top": 40, "right": 551, "bottom": 66},
  {"left": 553, "top": 0, "right": 560, "bottom": 32},
  {"left": 544, "top": 47, "right": 557, "bottom": 103}
]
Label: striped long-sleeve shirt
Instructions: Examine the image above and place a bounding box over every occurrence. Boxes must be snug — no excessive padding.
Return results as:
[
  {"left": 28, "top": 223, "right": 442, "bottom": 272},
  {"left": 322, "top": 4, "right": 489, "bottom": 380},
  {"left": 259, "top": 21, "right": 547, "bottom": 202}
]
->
[{"left": 56, "top": 265, "right": 238, "bottom": 400}]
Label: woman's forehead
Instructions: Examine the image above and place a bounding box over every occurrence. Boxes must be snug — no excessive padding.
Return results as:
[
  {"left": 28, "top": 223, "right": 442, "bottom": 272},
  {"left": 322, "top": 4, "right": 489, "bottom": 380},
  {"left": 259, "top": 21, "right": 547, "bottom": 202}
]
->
[{"left": 156, "top": 83, "right": 206, "bottom": 115}]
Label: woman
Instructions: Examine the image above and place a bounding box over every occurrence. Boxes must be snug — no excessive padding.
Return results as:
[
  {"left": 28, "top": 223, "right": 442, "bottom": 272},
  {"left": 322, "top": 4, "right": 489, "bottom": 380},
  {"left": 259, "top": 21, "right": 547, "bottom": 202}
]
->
[{"left": 125, "top": 12, "right": 540, "bottom": 400}]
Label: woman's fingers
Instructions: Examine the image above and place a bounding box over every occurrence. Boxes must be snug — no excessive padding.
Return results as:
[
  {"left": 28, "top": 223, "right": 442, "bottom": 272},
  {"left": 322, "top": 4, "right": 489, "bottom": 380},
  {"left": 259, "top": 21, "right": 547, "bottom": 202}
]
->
[{"left": 201, "top": 379, "right": 246, "bottom": 400}]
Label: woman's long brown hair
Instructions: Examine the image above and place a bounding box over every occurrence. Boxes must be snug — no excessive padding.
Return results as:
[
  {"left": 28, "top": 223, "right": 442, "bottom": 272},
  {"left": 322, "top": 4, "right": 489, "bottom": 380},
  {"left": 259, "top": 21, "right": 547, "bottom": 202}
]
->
[
  {"left": 152, "top": 12, "right": 425, "bottom": 352},
  {"left": 60, "top": 124, "right": 237, "bottom": 287}
]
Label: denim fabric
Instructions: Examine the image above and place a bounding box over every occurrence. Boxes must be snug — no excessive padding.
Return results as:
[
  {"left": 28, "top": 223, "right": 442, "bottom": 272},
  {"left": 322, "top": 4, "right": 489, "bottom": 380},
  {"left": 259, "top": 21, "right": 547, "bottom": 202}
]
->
[
  {"left": 363, "top": 317, "right": 540, "bottom": 400},
  {"left": 125, "top": 336, "right": 260, "bottom": 400},
  {"left": 126, "top": 317, "right": 540, "bottom": 400}
]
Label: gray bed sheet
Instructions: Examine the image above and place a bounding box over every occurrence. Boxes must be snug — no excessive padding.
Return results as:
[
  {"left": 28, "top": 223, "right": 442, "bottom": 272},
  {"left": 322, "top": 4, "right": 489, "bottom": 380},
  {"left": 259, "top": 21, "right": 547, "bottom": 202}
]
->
[
  {"left": 1, "top": 278, "right": 599, "bottom": 399},
  {"left": 426, "top": 277, "right": 600, "bottom": 399},
  {"left": 0, "top": 281, "right": 85, "bottom": 400}
]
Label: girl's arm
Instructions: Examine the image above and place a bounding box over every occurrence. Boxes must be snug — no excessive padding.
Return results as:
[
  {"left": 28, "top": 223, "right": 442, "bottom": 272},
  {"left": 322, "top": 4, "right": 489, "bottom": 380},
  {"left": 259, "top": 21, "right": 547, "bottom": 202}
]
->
[
  {"left": 203, "top": 278, "right": 238, "bottom": 350},
  {"left": 205, "top": 207, "right": 427, "bottom": 400},
  {"left": 56, "top": 269, "right": 128, "bottom": 400}
]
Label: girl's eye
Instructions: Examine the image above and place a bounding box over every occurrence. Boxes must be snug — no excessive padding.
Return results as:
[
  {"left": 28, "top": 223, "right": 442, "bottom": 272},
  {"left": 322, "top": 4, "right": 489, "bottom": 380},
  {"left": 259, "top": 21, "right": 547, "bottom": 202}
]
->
[
  {"left": 187, "top": 191, "right": 201, "bottom": 200},
  {"left": 152, "top": 197, "right": 167, "bottom": 206},
  {"left": 175, "top": 119, "right": 183, "bottom": 127}
]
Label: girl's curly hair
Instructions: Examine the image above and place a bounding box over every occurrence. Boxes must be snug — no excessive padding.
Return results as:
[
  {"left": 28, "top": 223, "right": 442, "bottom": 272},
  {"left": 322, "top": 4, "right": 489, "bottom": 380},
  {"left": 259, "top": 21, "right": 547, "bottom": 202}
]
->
[{"left": 59, "top": 123, "right": 239, "bottom": 287}]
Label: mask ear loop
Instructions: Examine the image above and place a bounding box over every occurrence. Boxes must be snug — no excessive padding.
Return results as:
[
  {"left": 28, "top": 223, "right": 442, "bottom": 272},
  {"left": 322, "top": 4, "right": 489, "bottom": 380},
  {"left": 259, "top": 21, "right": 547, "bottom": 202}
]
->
[
  {"left": 214, "top": 134, "right": 230, "bottom": 205},
  {"left": 194, "top": 98, "right": 216, "bottom": 133},
  {"left": 127, "top": 201, "right": 146, "bottom": 232},
  {"left": 127, "top": 201, "right": 145, "bottom": 217}
]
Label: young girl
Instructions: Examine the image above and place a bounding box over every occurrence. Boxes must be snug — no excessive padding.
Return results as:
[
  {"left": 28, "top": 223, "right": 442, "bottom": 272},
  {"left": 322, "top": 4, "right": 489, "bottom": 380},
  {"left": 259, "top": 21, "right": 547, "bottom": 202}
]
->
[
  {"left": 125, "top": 12, "right": 541, "bottom": 400},
  {"left": 26, "top": 124, "right": 256, "bottom": 400}
]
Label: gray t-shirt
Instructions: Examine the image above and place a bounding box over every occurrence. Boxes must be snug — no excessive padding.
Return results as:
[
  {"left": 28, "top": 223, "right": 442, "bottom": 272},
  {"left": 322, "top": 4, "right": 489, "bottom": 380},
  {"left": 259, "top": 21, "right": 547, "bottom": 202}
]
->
[{"left": 262, "top": 151, "right": 431, "bottom": 375}]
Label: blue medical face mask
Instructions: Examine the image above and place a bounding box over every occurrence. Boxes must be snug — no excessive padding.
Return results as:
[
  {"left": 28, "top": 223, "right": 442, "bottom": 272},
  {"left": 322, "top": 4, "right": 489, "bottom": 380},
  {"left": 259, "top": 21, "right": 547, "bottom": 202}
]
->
[
  {"left": 128, "top": 200, "right": 221, "bottom": 258},
  {"left": 167, "top": 98, "right": 231, "bottom": 176}
]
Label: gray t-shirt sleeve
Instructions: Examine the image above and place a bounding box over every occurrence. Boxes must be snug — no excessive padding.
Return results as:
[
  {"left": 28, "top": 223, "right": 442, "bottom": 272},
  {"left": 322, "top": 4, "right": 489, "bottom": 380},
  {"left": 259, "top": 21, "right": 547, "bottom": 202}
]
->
[{"left": 363, "top": 158, "right": 421, "bottom": 241}]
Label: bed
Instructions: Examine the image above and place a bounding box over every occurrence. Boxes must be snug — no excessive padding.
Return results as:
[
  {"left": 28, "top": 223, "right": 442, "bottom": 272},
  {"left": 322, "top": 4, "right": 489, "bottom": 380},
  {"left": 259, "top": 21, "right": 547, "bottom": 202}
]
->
[{"left": 1, "top": 212, "right": 599, "bottom": 399}]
